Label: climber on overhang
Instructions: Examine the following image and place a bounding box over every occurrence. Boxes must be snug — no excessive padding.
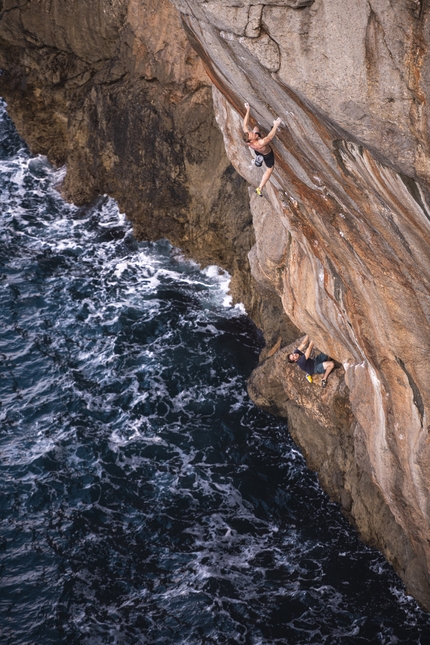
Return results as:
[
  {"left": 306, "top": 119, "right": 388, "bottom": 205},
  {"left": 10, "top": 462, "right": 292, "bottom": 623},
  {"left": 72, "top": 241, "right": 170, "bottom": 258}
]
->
[
  {"left": 243, "top": 102, "right": 282, "bottom": 197},
  {"left": 288, "top": 335, "right": 335, "bottom": 388}
]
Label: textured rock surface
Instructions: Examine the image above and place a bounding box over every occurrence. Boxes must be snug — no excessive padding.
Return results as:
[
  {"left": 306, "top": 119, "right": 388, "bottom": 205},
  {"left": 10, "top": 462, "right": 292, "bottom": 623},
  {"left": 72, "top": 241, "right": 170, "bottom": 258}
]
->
[
  {"left": 2, "top": 0, "right": 430, "bottom": 609},
  {"left": 171, "top": 0, "right": 430, "bottom": 608},
  {"left": 248, "top": 341, "right": 423, "bottom": 603}
]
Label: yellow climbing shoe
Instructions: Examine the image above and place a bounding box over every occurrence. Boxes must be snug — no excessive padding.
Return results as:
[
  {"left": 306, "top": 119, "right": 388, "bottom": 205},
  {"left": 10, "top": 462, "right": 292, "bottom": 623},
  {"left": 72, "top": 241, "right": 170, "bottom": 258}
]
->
[
  {"left": 306, "top": 374, "right": 313, "bottom": 383},
  {"left": 256, "top": 187, "right": 263, "bottom": 197}
]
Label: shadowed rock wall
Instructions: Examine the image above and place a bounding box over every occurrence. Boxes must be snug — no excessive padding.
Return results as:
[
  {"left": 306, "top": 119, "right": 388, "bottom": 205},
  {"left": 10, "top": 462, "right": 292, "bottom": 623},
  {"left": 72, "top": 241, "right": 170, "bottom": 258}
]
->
[
  {"left": 2, "top": 0, "right": 430, "bottom": 610},
  {"left": 0, "top": 0, "right": 295, "bottom": 336}
]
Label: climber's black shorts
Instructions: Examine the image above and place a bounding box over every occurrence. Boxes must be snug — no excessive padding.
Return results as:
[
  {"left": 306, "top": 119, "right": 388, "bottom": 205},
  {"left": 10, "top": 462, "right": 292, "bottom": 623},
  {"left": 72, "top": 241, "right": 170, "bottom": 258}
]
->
[
  {"left": 314, "top": 353, "right": 329, "bottom": 374},
  {"left": 263, "top": 149, "right": 274, "bottom": 168}
]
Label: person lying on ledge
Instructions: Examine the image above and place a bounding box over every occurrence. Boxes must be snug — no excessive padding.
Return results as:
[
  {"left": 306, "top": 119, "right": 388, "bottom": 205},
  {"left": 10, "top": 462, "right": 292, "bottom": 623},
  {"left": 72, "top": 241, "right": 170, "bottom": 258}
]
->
[
  {"left": 288, "top": 335, "right": 335, "bottom": 388},
  {"left": 243, "top": 102, "right": 282, "bottom": 197}
]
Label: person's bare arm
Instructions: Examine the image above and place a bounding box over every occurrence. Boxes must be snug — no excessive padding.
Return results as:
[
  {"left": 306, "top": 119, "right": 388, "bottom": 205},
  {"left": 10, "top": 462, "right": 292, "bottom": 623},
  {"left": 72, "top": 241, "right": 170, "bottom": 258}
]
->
[
  {"left": 304, "top": 341, "right": 314, "bottom": 360},
  {"left": 258, "top": 117, "right": 282, "bottom": 146},
  {"left": 297, "top": 335, "right": 309, "bottom": 352},
  {"left": 243, "top": 103, "right": 251, "bottom": 133}
]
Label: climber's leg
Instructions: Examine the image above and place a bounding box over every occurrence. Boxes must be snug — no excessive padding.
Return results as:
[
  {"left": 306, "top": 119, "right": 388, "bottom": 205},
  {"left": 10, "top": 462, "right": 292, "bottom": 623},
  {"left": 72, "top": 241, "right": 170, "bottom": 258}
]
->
[{"left": 256, "top": 166, "right": 274, "bottom": 195}]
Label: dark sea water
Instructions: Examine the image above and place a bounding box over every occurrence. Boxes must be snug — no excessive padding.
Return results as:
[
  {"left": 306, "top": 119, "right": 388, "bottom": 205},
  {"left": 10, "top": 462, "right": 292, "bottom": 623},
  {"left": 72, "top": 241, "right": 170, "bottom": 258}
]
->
[{"left": 1, "top": 98, "right": 430, "bottom": 645}]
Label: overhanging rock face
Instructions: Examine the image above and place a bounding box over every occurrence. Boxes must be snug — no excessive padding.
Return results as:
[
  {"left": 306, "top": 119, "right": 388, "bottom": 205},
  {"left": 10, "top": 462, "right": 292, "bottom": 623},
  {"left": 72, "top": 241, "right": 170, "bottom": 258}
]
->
[
  {"left": 1, "top": 0, "right": 430, "bottom": 610},
  {"left": 169, "top": 0, "right": 430, "bottom": 608}
]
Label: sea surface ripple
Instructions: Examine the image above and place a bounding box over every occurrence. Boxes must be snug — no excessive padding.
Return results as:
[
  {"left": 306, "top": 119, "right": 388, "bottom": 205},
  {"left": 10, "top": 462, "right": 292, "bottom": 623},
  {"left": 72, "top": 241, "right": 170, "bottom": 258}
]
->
[{"left": 1, "top": 99, "right": 430, "bottom": 644}]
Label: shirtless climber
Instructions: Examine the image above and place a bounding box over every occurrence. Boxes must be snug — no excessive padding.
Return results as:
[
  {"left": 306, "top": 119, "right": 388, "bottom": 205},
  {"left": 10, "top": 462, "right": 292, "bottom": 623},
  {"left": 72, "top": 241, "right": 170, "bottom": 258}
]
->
[
  {"left": 288, "top": 335, "right": 335, "bottom": 388},
  {"left": 243, "top": 103, "right": 282, "bottom": 196}
]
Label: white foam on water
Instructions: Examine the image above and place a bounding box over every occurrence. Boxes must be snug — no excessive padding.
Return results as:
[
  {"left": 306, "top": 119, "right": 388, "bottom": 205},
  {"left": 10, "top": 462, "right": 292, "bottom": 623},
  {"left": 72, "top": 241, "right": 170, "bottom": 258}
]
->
[
  {"left": 112, "top": 261, "right": 129, "bottom": 278},
  {"left": 206, "top": 266, "right": 230, "bottom": 301}
]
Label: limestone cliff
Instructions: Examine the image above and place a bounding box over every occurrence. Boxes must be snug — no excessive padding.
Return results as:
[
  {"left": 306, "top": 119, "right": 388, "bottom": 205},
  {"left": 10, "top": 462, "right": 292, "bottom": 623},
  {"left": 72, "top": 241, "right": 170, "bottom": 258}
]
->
[
  {"left": 2, "top": 0, "right": 430, "bottom": 610},
  {"left": 172, "top": 0, "right": 430, "bottom": 608}
]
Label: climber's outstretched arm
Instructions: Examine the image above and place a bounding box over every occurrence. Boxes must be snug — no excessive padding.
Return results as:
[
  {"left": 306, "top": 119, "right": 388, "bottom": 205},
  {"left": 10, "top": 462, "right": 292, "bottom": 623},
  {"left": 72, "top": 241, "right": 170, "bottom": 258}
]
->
[
  {"left": 304, "top": 340, "right": 314, "bottom": 360},
  {"left": 243, "top": 102, "right": 252, "bottom": 134},
  {"left": 297, "top": 335, "right": 309, "bottom": 352},
  {"left": 259, "top": 117, "right": 282, "bottom": 145}
]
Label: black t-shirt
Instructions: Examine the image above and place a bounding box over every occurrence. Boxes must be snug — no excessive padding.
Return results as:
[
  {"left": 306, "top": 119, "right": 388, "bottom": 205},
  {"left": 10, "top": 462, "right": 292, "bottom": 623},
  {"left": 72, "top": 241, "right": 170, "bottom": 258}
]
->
[{"left": 294, "top": 348, "right": 315, "bottom": 375}]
